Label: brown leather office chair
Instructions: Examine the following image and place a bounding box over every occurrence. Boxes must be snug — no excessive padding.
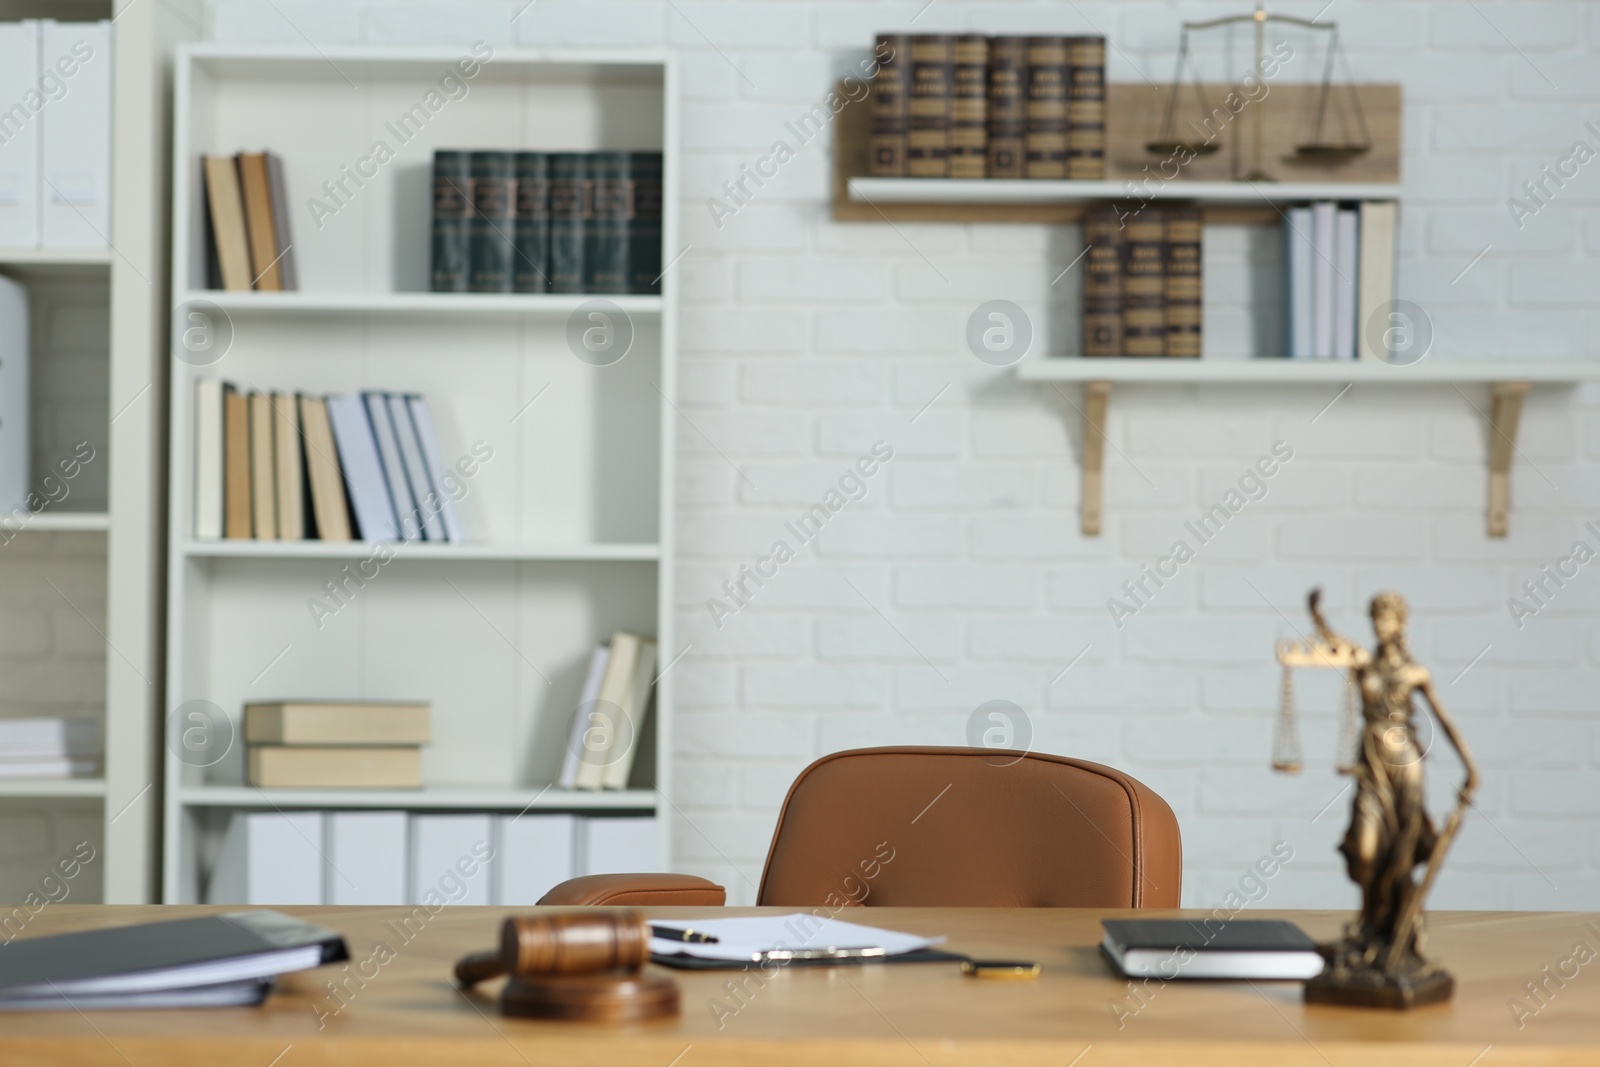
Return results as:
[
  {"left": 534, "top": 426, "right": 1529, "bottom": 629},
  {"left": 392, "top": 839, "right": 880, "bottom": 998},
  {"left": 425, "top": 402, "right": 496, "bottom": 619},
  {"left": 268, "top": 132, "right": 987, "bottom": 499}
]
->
[{"left": 540, "top": 746, "right": 1182, "bottom": 908}]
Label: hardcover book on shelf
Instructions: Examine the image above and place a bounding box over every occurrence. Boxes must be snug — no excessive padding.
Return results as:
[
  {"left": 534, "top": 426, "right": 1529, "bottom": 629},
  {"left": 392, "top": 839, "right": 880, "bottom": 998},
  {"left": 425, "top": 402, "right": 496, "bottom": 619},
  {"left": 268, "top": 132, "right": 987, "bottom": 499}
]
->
[
  {"left": 1122, "top": 207, "right": 1167, "bottom": 357},
  {"left": 387, "top": 394, "right": 446, "bottom": 542},
  {"left": 265, "top": 153, "right": 297, "bottom": 289},
  {"left": 236, "top": 152, "right": 283, "bottom": 291},
  {"left": 203, "top": 155, "right": 254, "bottom": 292},
  {"left": 363, "top": 393, "right": 421, "bottom": 541},
  {"left": 1334, "top": 206, "right": 1359, "bottom": 361},
  {"left": 222, "top": 383, "right": 252, "bottom": 538},
  {"left": 468, "top": 150, "right": 515, "bottom": 293},
  {"left": 326, "top": 394, "right": 399, "bottom": 541},
  {"left": 1024, "top": 37, "right": 1069, "bottom": 179},
  {"left": 1164, "top": 205, "right": 1202, "bottom": 358},
  {"left": 574, "top": 631, "right": 641, "bottom": 790},
  {"left": 1356, "top": 201, "right": 1397, "bottom": 362},
  {"left": 870, "top": 34, "right": 912, "bottom": 177},
  {"left": 602, "top": 638, "right": 657, "bottom": 790},
  {"left": 949, "top": 35, "right": 989, "bottom": 180},
  {"left": 513, "top": 151, "right": 551, "bottom": 293},
  {"left": 298, "top": 395, "right": 353, "bottom": 541},
  {"left": 907, "top": 35, "right": 954, "bottom": 178},
  {"left": 243, "top": 701, "right": 431, "bottom": 746},
  {"left": 625, "top": 152, "right": 665, "bottom": 295},
  {"left": 271, "top": 392, "right": 304, "bottom": 540},
  {"left": 1065, "top": 36, "right": 1107, "bottom": 180},
  {"left": 985, "top": 36, "right": 1027, "bottom": 179},
  {"left": 429, "top": 150, "right": 472, "bottom": 292},
  {"left": 193, "top": 379, "right": 224, "bottom": 539},
  {"left": 248, "top": 392, "right": 277, "bottom": 540},
  {"left": 560, "top": 644, "right": 612, "bottom": 789},
  {"left": 1082, "top": 202, "right": 1124, "bottom": 357},
  {"left": 1286, "top": 206, "right": 1315, "bottom": 359},
  {"left": 406, "top": 396, "right": 464, "bottom": 542},
  {"left": 585, "top": 151, "right": 630, "bottom": 293},
  {"left": 1311, "top": 200, "right": 1337, "bottom": 359},
  {"left": 247, "top": 746, "right": 423, "bottom": 789},
  {"left": 548, "top": 153, "right": 589, "bottom": 293}
]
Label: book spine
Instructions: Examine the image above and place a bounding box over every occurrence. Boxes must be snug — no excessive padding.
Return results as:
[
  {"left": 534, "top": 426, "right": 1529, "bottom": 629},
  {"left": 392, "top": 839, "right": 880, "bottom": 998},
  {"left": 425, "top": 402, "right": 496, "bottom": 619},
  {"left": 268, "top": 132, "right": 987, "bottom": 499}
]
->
[
  {"left": 986, "top": 36, "right": 1028, "bottom": 180},
  {"left": 429, "top": 150, "right": 472, "bottom": 292},
  {"left": 949, "top": 35, "right": 989, "bottom": 180},
  {"left": 1164, "top": 204, "right": 1202, "bottom": 358},
  {"left": 626, "top": 151, "right": 664, "bottom": 295},
  {"left": 468, "top": 151, "right": 515, "bottom": 293},
  {"left": 1082, "top": 202, "right": 1125, "bottom": 357},
  {"left": 1122, "top": 207, "right": 1167, "bottom": 357},
  {"left": 1025, "top": 37, "right": 1069, "bottom": 180},
  {"left": 512, "top": 151, "right": 550, "bottom": 294},
  {"left": 906, "top": 35, "right": 953, "bottom": 179},
  {"left": 1067, "top": 36, "right": 1107, "bottom": 181},
  {"left": 548, "top": 153, "right": 588, "bottom": 294},
  {"left": 584, "top": 151, "right": 629, "bottom": 294},
  {"left": 869, "top": 34, "right": 911, "bottom": 177}
]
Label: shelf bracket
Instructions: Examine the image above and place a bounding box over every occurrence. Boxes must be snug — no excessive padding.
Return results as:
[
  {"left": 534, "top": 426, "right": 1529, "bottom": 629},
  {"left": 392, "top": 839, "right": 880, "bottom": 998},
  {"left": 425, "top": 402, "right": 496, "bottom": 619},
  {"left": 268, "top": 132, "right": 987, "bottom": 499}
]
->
[
  {"left": 1082, "top": 381, "right": 1111, "bottom": 536},
  {"left": 1487, "top": 381, "right": 1530, "bottom": 539}
]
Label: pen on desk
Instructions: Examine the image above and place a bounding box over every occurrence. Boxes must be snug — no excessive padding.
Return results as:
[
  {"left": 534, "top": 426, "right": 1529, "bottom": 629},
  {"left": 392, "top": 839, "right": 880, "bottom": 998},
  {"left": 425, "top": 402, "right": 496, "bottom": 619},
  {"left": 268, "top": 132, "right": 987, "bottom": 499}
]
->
[{"left": 651, "top": 925, "right": 720, "bottom": 944}]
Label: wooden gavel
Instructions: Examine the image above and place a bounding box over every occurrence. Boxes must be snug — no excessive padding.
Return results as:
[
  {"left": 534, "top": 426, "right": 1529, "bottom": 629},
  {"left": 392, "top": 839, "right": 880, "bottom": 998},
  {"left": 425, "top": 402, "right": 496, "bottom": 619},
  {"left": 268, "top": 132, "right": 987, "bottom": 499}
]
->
[{"left": 455, "top": 910, "right": 678, "bottom": 1021}]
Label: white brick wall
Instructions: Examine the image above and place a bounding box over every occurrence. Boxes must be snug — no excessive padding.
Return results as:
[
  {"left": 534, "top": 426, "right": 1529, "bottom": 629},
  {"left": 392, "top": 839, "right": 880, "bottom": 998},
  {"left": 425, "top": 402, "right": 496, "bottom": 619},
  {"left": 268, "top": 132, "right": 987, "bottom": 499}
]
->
[{"left": 209, "top": 0, "right": 1600, "bottom": 911}]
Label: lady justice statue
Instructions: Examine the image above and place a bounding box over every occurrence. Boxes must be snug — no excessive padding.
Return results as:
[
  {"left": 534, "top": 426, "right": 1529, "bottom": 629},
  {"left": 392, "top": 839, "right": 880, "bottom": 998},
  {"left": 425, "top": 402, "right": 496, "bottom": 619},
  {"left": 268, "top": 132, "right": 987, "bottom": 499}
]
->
[{"left": 1273, "top": 589, "right": 1480, "bottom": 1007}]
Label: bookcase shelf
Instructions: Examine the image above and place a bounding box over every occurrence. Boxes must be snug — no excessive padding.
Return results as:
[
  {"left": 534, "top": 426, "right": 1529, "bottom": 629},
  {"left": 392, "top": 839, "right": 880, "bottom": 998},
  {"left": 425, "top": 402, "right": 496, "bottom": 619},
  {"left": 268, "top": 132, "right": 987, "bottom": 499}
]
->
[
  {"left": 848, "top": 178, "right": 1402, "bottom": 207},
  {"left": 16, "top": 511, "right": 112, "bottom": 532},
  {"left": 0, "top": 247, "right": 113, "bottom": 267},
  {"left": 175, "top": 290, "right": 664, "bottom": 317},
  {"left": 0, "top": 778, "right": 107, "bottom": 800},
  {"left": 182, "top": 540, "right": 660, "bottom": 562},
  {"left": 162, "top": 44, "right": 680, "bottom": 904},
  {"left": 177, "top": 785, "right": 656, "bottom": 811},
  {"left": 1016, "top": 358, "right": 1600, "bottom": 384}
]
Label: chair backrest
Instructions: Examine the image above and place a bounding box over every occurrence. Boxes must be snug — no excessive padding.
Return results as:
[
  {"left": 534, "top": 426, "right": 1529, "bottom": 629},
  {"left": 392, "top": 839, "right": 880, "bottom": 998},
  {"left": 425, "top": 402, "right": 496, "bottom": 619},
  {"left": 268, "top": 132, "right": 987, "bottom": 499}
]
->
[{"left": 757, "top": 747, "right": 1182, "bottom": 908}]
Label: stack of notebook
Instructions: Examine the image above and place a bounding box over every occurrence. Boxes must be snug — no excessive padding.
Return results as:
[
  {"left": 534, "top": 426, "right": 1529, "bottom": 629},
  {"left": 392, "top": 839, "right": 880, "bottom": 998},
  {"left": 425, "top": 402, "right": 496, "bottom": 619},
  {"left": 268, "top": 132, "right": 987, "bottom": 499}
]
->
[
  {"left": 559, "top": 631, "right": 657, "bottom": 790},
  {"left": 0, "top": 718, "right": 99, "bottom": 780},
  {"left": 200, "top": 150, "right": 297, "bottom": 292},
  {"left": 244, "top": 701, "right": 430, "bottom": 789},
  {"left": 193, "top": 383, "right": 469, "bottom": 543}
]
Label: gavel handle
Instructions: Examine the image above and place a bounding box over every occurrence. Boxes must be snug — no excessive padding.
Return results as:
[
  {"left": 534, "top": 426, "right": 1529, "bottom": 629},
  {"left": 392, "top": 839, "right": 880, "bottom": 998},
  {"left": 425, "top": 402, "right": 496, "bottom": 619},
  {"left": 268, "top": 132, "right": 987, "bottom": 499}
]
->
[{"left": 455, "top": 949, "right": 508, "bottom": 987}]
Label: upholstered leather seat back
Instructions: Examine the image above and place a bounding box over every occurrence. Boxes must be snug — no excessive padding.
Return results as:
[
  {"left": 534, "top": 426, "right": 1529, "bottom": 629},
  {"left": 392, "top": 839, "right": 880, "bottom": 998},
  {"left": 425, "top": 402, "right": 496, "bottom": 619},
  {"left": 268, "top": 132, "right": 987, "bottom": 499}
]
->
[{"left": 757, "top": 747, "right": 1182, "bottom": 908}]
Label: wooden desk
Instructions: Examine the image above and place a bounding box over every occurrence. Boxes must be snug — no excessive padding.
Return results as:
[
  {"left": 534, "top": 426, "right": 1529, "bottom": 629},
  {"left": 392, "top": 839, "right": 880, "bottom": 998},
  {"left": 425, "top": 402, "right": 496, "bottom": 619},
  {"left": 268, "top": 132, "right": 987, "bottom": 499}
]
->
[{"left": 4, "top": 906, "right": 1599, "bottom": 1065}]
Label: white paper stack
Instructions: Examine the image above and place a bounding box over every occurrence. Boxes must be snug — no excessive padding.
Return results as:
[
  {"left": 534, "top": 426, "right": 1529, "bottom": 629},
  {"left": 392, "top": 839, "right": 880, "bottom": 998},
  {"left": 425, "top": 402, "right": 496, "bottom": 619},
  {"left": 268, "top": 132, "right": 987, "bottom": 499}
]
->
[
  {"left": 207, "top": 812, "right": 325, "bottom": 905},
  {"left": 0, "top": 718, "right": 99, "bottom": 779},
  {"left": 494, "top": 814, "right": 576, "bottom": 906}
]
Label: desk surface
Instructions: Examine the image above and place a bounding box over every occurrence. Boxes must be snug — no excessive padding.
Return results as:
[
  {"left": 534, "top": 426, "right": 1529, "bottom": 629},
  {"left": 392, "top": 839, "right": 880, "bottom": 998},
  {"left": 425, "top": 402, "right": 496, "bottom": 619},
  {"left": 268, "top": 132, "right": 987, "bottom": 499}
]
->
[{"left": 3, "top": 906, "right": 1599, "bottom": 1066}]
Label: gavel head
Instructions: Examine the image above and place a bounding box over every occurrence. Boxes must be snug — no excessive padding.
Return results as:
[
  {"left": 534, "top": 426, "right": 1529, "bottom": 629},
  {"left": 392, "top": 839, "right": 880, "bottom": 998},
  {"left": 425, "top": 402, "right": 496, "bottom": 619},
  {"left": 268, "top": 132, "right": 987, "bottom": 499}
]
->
[{"left": 500, "top": 910, "right": 651, "bottom": 977}]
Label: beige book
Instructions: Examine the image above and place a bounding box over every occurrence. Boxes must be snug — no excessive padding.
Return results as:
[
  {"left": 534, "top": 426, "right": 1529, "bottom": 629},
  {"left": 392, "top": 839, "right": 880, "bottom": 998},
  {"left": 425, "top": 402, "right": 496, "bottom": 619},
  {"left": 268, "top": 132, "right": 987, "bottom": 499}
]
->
[
  {"left": 203, "top": 154, "right": 254, "bottom": 292},
  {"left": 601, "top": 638, "right": 656, "bottom": 790},
  {"left": 223, "top": 384, "right": 251, "bottom": 539},
  {"left": 236, "top": 151, "right": 283, "bottom": 291},
  {"left": 272, "top": 392, "right": 303, "bottom": 540},
  {"left": 247, "top": 746, "right": 422, "bottom": 789},
  {"left": 1356, "top": 201, "right": 1397, "bottom": 362},
  {"left": 298, "top": 395, "right": 352, "bottom": 541},
  {"left": 249, "top": 392, "right": 277, "bottom": 540},
  {"left": 575, "top": 631, "right": 639, "bottom": 790},
  {"left": 244, "top": 702, "right": 431, "bottom": 745}
]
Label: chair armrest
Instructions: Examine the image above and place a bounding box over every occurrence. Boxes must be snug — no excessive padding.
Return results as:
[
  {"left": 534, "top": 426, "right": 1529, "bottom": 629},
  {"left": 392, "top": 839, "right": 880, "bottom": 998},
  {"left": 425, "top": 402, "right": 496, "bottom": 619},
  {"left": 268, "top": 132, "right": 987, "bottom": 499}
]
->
[{"left": 536, "top": 873, "right": 727, "bottom": 907}]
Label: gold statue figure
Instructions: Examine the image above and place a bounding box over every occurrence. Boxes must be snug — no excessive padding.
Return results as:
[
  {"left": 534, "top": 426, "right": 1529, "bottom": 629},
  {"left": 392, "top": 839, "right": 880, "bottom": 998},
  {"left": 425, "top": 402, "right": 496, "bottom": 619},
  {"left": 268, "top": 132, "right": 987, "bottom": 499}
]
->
[{"left": 1273, "top": 589, "right": 1480, "bottom": 1008}]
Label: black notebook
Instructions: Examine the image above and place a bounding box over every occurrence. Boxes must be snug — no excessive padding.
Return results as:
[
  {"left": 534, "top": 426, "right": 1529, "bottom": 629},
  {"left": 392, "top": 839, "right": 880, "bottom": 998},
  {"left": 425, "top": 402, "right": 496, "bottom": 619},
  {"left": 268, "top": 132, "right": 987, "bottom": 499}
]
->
[
  {"left": 1100, "top": 919, "right": 1324, "bottom": 981},
  {"left": 0, "top": 910, "right": 348, "bottom": 1010}
]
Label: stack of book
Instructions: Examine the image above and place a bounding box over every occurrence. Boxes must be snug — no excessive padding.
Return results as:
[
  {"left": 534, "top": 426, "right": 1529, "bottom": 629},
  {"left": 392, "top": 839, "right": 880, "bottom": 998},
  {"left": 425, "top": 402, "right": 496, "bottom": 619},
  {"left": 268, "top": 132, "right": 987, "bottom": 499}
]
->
[
  {"left": 1082, "top": 202, "right": 1202, "bottom": 358},
  {"left": 870, "top": 34, "right": 1105, "bottom": 179},
  {"left": 243, "top": 701, "right": 430, "bottom": 789},
  {"left": 0, "top": 20, "right": 112, "bottom": 250},
  {"left": 193, "top": 383, "right": 468, "bottom": 543},
  {"left": 430, "top": 149, "right": 663, "bottom": 295},
  {"left": 200, "top": 151, "right": 298, "bottom": 292},
  {"left": 559, "top": 630, "right": 657, "bottom": 791},
  {"left": 0, "top": 718, "right": 98, "bottom": 780},
  {"left": 1286, "top": 201, "right": 1397, "bottom": 361}
]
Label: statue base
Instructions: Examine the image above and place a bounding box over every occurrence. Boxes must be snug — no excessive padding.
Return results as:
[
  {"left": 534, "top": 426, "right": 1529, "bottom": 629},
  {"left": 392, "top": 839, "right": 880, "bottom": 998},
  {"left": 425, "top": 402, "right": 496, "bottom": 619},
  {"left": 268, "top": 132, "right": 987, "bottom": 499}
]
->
[{"left": 1304, "top": 942, "right": 1454, "bottom": 1009}]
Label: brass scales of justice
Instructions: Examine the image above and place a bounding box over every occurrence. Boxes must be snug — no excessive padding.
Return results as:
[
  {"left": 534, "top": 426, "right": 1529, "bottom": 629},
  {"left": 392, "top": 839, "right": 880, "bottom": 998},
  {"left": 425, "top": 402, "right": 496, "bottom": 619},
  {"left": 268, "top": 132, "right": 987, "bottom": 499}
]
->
[
  {"left": 1147, "top": 4, "right": 1373, "bottom": 182},
  {"left": 1272, "top": 589, "right": 1480, "bottom": 1008}
]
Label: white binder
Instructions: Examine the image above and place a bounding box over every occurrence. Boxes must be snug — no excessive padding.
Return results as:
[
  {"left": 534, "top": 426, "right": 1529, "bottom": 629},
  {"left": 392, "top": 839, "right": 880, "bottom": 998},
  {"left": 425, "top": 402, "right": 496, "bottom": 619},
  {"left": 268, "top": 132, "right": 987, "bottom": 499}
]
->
[
  {"left": 0, "top": 276, "right": 29, "bottom": 513},
  {"left": 0, "top": 21, "right": 40, "bottom": 248},
  {"left": 39, "top": 20, "right": 111, "bottom": 248}
]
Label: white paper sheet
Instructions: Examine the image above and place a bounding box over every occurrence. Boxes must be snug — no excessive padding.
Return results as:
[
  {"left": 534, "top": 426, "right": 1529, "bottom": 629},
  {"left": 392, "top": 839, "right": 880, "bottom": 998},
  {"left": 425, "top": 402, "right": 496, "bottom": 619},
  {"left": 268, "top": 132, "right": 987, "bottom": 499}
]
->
[{"left": 650, "top": 913, "right": 943, "bottom": 962}]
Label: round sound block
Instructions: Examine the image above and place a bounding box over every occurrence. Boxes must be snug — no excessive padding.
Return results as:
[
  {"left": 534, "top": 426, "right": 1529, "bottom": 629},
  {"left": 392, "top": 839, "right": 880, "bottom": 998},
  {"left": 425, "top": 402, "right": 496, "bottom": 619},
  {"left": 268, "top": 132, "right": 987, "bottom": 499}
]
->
[{"left": 500, "top": 971, "right": 680, "bottom": 1023}]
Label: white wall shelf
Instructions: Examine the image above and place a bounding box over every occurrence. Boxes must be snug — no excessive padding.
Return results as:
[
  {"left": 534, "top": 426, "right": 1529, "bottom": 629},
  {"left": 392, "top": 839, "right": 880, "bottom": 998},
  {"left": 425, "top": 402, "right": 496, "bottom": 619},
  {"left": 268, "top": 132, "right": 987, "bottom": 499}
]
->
[
  {"left": 0, "top": 778, "right": 107, "bottom": 800},
  {"left": 182, "top": 540, "right": 660, "bottom": 562},
  {"left": 1016, "top": 358, "right": 1600, "bottom": 384},
  {"left": 0, "top": 248, "right": 114, "bottom": 266},
  {"left": 15, "top": 511, "right": 112, "bottom": 532},
  {"left": 178, "top": 786, "right": 656, "bottom": 810},
  {"left": 163, "top": 44, "right": 679, "bottom": 904},
  {"left": 175, "top": 290, "right": 663, "bottom": 317},
  {"left": 848, "top": 177, "right": 1402, "bottom": 206}
]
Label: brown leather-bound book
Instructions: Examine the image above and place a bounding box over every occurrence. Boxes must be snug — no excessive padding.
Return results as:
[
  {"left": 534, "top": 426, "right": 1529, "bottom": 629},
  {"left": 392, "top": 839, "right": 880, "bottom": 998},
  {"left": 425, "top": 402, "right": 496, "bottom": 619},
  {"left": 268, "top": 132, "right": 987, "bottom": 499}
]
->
[
  {"left": 949, "top": 35, "right": 988, "bottom": 179},
  {"left": 1024, "top": 37, "right": 1069, "bottom": 179},
  {"left": 235, "top": 152, "right": 282, "bottom": 291},
  {"left": 907, "top": 35, "right": 954, "bottom": 178},
  {"left": 1165, "top": 204, "right": 1203, "bottom": 358},
  {"left": 1122, "top": 207, "right": 1167, "bottom": 358},
  {"left": 1083, "top": 202, "right": 1125, "bottom": 357},
  {"left": 986, "top": 36, "right": 1027, "bottom": 179},
  {"left": 249, "top": 392, "right": 277, "bottom": 541},
  {"left": 203, "top": 155, "right": 253, "bottom": 291},
  {"left": 870, "top": 34, "right": 912, "bottom": 177},
  {"left": 298, "top": 395, "right": 352, "bottom": 542},
  {"left": 223, "top": 384, "right": 252, "bottom": 539},
  {"left": 1067, "top": 36, "right": 1107, "bottom": 180}
]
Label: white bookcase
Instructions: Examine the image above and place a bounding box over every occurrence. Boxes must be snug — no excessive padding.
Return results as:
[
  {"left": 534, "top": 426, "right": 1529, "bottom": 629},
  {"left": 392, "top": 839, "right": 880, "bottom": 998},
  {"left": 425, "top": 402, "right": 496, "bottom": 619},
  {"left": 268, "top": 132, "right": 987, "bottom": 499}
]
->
[{"left": 161, "top": 44, "right": 678, "bottom": 903}]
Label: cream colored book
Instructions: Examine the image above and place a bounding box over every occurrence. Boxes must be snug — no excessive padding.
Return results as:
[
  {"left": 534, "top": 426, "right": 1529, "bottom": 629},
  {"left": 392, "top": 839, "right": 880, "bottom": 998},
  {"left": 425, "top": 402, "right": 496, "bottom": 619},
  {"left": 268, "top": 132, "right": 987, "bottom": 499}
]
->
[
  {"left": 298, "top": 395, "right": 352, "bottom": 542},
  {"left": 249, "top": 392, "right": 277, "bottom": 540},
  {"left": 575, "top": 631, "right": 639, "bottom": 790},
  {"left": 601, "top": 638, "right": 656, "bottom": 790},
  {"left": 244, "top": 702, "right": 431, "bottom": 746},
  {"left": 247, "top": 746, "right": 422, "bottom": 789},
  {"left": 203, "top": 154, "right": 253, "bottom": 292},
  {"left": 272, "top": 392, "right": 303, "bottom": 540},
  {"left": 1356, "top": 201, "right": 1397, "bottom": 362}
]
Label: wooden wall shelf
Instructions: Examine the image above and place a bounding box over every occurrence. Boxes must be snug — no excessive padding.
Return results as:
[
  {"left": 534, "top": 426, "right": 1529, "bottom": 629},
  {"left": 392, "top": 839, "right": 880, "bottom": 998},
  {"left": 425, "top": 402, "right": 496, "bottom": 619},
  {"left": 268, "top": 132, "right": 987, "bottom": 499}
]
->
[{"left": 1023, "top": 361, "right": 1600, "bottom": 540}]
